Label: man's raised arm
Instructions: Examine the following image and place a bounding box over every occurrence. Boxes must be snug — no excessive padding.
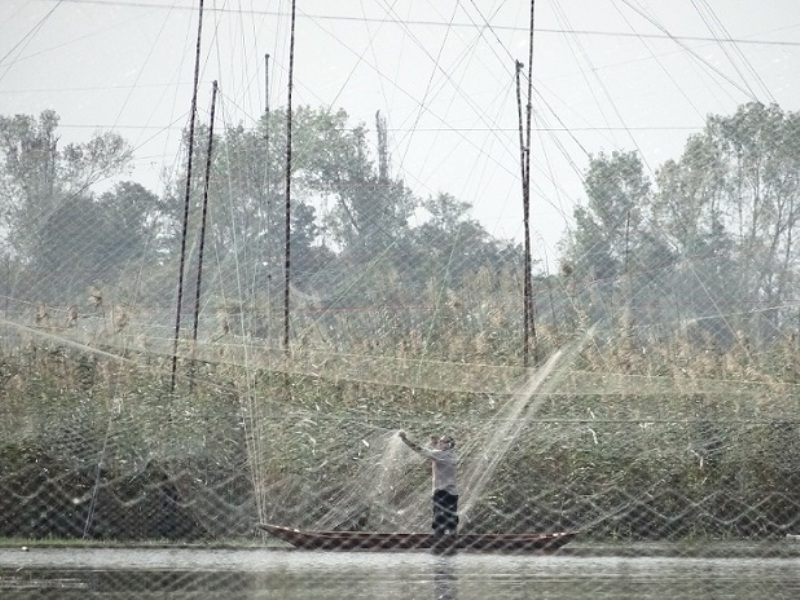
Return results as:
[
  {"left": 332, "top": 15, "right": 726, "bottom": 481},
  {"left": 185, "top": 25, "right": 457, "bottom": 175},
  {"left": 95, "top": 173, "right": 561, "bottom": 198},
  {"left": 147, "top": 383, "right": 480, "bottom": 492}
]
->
[{"left": 399, "top": 431, "right": 437, "bottom": 458}]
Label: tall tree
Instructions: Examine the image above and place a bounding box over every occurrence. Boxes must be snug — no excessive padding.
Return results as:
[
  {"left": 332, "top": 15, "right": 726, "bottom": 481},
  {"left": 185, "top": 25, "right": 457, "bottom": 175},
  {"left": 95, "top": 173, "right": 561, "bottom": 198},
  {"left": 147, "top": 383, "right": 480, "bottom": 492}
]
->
[
  {"left": 564, "top": 103, "right": 800, "bottom": 344},
  {"left": 0, "top": 110, "right": 132, "bottom": 299},
  {"left": 568, "top": 150, "right": 652, "bottom": 282},
  {"left": 407, "top": 193, "right": 522, "bottom": 293},
  {"left": 653, "top": 133, "right": 737, "bottom": 336},
  {"left": 654, "top": 103, "right": 800, "bottom": 339},
  {"left": 318, "top": 112, "right": 415, "bottom": 260},
  {"left": 708, "top": 103, "right": 800, "bottom": 311},
  {"left": 158, "top": 111, "right": 332, "bottom": 303},
  {"left": 160, "top": 107, "right": 418, "bottom": 309}
]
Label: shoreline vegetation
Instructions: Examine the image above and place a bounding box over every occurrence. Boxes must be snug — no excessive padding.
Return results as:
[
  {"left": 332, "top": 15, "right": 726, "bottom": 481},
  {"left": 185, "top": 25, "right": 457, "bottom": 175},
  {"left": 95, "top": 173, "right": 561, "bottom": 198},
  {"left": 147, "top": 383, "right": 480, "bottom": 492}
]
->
[
  {"left": 2, "top": 101, "right": 800, "bottom": 545},
  {"left": 2, "top": 320, "right": 799, "bottom": 544}
]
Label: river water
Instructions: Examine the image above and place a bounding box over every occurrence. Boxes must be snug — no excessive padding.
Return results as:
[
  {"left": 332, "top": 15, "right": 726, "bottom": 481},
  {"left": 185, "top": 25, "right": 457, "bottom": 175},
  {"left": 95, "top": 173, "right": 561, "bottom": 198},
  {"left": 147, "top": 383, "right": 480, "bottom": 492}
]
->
[{"left": 1, "top": 546, "right": 799, "bottom": 599}]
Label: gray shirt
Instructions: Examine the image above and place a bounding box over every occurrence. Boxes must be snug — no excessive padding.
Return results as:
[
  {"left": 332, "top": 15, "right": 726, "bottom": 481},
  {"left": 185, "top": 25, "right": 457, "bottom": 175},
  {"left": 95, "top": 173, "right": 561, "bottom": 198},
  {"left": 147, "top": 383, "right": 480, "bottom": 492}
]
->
[{"left": 417, "top": 446, "right": 457, "bottom": 495}]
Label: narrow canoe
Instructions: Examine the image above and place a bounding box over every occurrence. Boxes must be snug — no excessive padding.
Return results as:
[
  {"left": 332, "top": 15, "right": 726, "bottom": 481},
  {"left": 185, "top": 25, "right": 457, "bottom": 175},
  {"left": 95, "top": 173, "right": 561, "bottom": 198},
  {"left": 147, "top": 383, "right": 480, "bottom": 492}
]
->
[{"left": 258, "top": 523, "right": 577, "bottom": 552}]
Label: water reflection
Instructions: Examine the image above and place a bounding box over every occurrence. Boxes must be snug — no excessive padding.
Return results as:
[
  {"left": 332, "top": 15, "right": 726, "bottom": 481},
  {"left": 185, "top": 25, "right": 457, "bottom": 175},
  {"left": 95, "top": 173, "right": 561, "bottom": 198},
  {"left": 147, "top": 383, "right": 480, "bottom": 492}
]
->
[
  {"left": 0, "top": 569, "right": 252, "bottom": 600},
  {"left": 433, "top": 557, "right": 457, "bottom": 600},
  {"left": 3, "top": 548, "right": 800, "bottom": 599},
  {"left": 0, "top": 561, "right": 461, "bottom": 600}
]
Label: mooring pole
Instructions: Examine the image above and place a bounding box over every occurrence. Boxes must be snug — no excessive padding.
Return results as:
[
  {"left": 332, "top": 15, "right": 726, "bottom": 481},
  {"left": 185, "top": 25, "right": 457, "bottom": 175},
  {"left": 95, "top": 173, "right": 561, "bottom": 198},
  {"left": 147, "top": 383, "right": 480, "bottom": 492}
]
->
[
  {"left": 283, "top": 0, "right": 297, "bottom": 355},
  {"left": 265, "top": 53, "right": 271, "bottom": 119},
  {"left": 192, "top": 80, "right": 218, "bottom": 344},
  {"left": 515, "top": 60, "right": 531, "bottom": 368},
  {"left": 523, "top": 0, "right": 537, "bottom": 367},
  {"left": 171, "top": 0, "right": 205, "bottom": 393},
  {"left": 264, "top": 53, "right": 271, "bottom": 335}
]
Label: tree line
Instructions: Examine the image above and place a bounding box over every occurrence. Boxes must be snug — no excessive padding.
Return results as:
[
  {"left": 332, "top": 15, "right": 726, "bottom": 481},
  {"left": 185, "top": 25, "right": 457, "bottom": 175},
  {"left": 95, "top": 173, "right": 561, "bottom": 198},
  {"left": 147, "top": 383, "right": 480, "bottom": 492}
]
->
[
  {"left": 0, "top": 107, "right": 521, "bottom": 315},
  {"left": 563, "top": 102, "right": 800, "bottom": 349},
  {"left": 1, "top": 102, "right": 798, "bottom": 352}
]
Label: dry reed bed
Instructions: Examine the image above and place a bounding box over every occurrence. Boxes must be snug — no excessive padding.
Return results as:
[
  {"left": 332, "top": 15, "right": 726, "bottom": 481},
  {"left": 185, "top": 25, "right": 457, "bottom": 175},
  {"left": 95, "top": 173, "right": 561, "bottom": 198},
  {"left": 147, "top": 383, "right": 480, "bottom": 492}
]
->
[{"left": 1, "top": 326, "right": 799, "bottom": 539}]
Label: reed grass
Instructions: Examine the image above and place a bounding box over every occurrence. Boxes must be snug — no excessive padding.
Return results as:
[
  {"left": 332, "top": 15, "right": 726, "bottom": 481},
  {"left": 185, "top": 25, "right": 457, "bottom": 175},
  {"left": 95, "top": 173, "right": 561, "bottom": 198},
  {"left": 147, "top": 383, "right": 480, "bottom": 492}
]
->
[{"left": 1, "top": 296, "right": 799, "bottom": 541}]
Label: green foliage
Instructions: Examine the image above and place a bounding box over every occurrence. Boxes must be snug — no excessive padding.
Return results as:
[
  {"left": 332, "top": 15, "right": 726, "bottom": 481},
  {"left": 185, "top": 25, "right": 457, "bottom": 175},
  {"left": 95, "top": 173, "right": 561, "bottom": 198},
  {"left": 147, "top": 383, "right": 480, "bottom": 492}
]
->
[
  {"left": 3, "top": 321, "right": 800, "bottom": 540},
  {"left": 565, "top": 103, "right": 800, "bottom": 349},
  {"left": 145, "top": 105, "right": 515, "bottom": 314},
  {"left": 570, "top": 150, "right": 652, "bottom": 281},
  {"left": 4, "top": 101, "right": 800, "bottom": 541},
  {"left": 0, "top": 111, "right": 132, "bottom": 263}
]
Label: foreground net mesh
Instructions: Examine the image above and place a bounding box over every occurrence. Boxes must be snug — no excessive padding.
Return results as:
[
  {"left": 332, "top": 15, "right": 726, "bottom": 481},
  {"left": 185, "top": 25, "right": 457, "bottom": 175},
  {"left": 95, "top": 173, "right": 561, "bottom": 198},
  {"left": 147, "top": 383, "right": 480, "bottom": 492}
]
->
[
  {"left": 3, "top": 253, "right": 800, "bottom": 598},
  {"left": 2, "top": 5, "right": 800, "bottom": 596},
  {"left": 2, "top": 285, "right": 800, "bottom": 548}
]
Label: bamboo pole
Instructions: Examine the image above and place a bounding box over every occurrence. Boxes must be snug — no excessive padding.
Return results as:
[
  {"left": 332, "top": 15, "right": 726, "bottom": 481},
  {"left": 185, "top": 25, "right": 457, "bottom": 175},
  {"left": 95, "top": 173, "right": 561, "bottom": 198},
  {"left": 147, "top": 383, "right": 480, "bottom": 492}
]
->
[
  {"left": 171, "top": 0, "right": 205, "bottom": 392},
  {"left": 192, "top": 80, "right": 218, "bottom": 343},
  {"left": 515, "top": 60, "right": 531, "bottom": 367},
  {"left": 264, "top": 54, "right": 271, "bottom": 329},
  {"left": 523, "top": 0, "right": 538, "bottom": 366},
  {"left": 283, "top": 0, "right": 297, "bottom": 355}
]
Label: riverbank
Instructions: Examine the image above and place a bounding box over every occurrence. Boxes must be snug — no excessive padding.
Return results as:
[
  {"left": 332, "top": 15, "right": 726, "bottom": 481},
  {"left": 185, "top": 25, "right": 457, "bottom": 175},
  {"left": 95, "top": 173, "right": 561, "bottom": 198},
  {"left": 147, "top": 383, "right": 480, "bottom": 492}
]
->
[{"left": 2, "top": 336, "right": 800, "bottom": 542}]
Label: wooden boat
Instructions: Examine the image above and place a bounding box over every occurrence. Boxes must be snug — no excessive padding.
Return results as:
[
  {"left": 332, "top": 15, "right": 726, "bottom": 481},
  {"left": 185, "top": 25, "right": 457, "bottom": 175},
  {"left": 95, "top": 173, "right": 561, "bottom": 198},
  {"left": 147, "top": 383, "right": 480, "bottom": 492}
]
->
[{"left": 258, "top": 523, "right": 577, "bottom": 552}]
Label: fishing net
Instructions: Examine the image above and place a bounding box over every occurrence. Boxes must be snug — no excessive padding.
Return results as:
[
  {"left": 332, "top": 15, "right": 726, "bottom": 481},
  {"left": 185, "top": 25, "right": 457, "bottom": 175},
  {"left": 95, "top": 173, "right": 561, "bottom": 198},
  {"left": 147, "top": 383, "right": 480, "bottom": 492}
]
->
[
  {"left": 3, "top": 247, "right": 800, "bottom": 600},
  {"left": 3, "top": 262, "right": 800, "bottom": 548},
  {"left": 2, "top": 2, "right": 800, "bottom": 598}
]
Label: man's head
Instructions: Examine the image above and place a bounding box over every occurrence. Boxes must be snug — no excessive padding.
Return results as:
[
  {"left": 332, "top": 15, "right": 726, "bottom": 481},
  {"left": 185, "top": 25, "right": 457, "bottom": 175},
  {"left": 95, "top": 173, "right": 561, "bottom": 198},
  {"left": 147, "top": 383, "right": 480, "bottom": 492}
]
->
[{"left": 438, "top": 435, "right": 455, "bottom": 450}]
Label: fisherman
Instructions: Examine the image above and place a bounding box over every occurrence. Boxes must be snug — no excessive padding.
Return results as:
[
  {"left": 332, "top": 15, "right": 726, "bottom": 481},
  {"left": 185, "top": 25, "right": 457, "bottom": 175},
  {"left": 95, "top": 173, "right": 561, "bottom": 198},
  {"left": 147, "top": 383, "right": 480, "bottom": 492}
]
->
[{"left": 398, "top": 431, "right": 458, "bottom": 537}]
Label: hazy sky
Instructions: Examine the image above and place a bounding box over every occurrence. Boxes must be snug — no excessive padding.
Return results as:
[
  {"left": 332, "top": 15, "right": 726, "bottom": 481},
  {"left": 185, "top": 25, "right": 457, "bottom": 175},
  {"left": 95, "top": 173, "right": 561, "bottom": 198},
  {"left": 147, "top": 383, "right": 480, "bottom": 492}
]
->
[{"left": 2, "top": 0, "right": 800, "bottom": 265}]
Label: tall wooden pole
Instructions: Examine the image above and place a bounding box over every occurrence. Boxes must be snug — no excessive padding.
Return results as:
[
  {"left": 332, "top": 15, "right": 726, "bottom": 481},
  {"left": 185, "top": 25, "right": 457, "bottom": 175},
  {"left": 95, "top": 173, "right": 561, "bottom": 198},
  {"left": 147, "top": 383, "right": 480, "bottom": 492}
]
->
[
  {"left": 515, "top": 60, "right": 530, "bottom": 367},
  {"left": 265, "top": 53, "right": 270, "bottom": 118},
  {"left": 283, "top": 0, "right": 297, "bottom": 354},
  {"left": 263, "top": 53, "right": 272, "bottom": 334},
  {"left": 171, "top": 0, "right": 205, "bottom": 392},
  {"left": 192, "top": 80, "right": 218, "bottom": 343},
  {"left": 523, "top": 0, "right": 537, "bottom": 367}
]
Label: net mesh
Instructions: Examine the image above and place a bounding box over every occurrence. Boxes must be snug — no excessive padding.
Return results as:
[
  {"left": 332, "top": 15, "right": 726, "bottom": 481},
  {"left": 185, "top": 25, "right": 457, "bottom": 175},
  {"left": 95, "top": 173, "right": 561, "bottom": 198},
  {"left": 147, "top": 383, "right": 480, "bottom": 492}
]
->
[
  {"left": 2, "top": 6, "right": 800, "bottom": 596},
  {"left": 2, "top": 265, "right": 800, "bottom": 548},
  {"left": 3, "top": 253, "right": 800, "bottom": 596}
]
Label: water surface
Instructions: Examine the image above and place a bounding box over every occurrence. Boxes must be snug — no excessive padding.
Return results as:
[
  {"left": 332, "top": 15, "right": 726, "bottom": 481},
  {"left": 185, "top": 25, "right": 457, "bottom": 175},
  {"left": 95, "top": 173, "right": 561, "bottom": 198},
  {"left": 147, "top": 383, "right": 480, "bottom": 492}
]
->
[{"left": 1, "top": 547, "right": 798, "bottom": 599}]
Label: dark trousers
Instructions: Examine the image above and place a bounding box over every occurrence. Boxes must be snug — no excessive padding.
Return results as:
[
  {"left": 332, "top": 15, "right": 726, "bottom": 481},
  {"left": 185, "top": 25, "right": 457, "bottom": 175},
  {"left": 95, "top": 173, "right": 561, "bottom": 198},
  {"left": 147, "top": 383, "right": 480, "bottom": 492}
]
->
[{"left": 432, "top": 490, "right": 459, "bottom": 535}]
